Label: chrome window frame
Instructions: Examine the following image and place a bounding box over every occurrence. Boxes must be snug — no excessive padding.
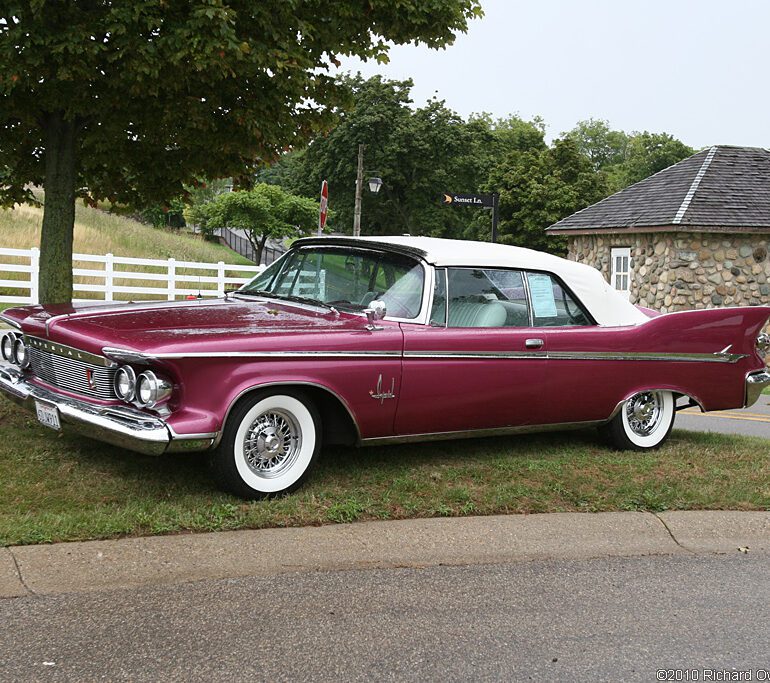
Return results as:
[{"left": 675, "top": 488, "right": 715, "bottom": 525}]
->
[
  {"left": 245, "top": 244, "right": 433, "bottom": 325},
  {"left": 427, "top": 265, "right": 533, "bottom": 329},
  {"left": 523, "top": 269, "right": 596, "bottom": 328},
  {"left": 423, "top": 265, "right": 597, "bottom": 329},
  {"left": 426, "top": 267, "right": 449, "bottom": 327}
]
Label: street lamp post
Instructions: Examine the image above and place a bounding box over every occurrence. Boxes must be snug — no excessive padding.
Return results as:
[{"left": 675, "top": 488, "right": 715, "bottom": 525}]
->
[
  {"left": 352, "top": 143, "right": 382, "bottom": 236},
  {"left": 353, "top": 144, "right": 365, "bottom": 237}
]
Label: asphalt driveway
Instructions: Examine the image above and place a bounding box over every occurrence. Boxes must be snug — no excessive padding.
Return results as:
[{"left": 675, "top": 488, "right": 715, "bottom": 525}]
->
[{"left": 676, "top": 393, "right": 770, "bottom": 438}]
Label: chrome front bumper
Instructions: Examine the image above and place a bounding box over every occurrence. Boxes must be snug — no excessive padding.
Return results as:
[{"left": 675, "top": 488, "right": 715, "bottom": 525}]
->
[
  {"left": 0, "top": 365, "right": 177, "bottom": 456},
  {"left": 745, "top": 369, "right": 770, "bottom": 408}
]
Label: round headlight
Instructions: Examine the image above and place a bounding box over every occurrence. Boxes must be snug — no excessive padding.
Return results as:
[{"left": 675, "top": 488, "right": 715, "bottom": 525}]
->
[
  {"left": 137, "top": 373, "right": 153, "bottom": 406},
  {"left": 135, "top": 370, "right": 172, "bottom": 409},
  {"left": 114, "top": 365, "right": 136, "bottom": 402},
  {"left": 1, "top": 333, "right": 16, "bottom": 363},
  {"left": 12, "top": 337, "right": 30, "bottom": 368}
]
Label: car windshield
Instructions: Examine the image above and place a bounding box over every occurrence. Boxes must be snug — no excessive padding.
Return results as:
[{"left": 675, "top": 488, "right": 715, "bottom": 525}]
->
[{"left": 240, "top": 247, "right": 425, "bottom": 319}]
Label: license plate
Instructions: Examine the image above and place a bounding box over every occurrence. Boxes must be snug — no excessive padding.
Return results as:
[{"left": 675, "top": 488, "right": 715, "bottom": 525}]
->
[{"left": 35, "top": 401, "right": 61, "bottom": 431}]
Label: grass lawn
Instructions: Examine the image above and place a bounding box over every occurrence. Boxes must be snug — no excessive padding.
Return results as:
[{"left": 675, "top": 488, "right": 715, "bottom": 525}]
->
[
  {"left": 1, "top": 396, "right": 768, "bottom": 547},
  {"left": 0, "top": 201, "right": 250, "bottom": 264},
  {"left": 0, "top": 200, "right": 253, "bottom": 303}
]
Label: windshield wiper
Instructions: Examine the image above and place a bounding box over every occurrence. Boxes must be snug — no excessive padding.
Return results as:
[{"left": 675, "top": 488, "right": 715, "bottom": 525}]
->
[{"left": 235, "top": 289, "right": 337, "bottom": 312}]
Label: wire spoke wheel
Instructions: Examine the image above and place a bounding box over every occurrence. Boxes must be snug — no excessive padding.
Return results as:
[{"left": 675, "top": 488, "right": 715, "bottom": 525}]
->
[
  {"left": 624, "top": 392, "right": 663, "bottom": 436},
  {"left": 243, "top": 409, "right": 302, "bottom": 478},
  {"left": 600, "top": 389, "right": 675, "bottom": 451},
  {"left": 211, "top": 391, "right": 321, "bottom": 499}
]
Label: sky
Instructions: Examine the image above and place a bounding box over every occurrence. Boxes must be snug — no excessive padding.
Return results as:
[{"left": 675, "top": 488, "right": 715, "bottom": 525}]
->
[{"left": 337, "top": 0, "right": 770, "bottom": 150}]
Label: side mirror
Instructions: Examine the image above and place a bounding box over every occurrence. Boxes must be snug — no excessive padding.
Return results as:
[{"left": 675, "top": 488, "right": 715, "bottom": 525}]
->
[{"left": 364, "top": 300, "right": 387, "bottom": 329}]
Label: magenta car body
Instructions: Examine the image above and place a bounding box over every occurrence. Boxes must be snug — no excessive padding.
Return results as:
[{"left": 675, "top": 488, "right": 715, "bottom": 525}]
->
[{"left": 1, "top": 236, "right": 769, "bottom": 498}]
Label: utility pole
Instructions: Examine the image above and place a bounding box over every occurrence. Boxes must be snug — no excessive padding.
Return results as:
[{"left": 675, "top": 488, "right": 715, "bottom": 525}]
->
[
  {"left": 491, "top": 192, "right": 499, "bottom": 243},
  {"left": 353, "top": 143, "right": 364, "bottom": 237}
]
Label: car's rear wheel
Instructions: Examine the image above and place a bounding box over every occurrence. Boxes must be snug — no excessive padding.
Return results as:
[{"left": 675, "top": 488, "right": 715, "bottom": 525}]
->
[
  {"left": 600, "top": 390, "right": 675, "bottom": 450},
  {"left": 211, "top": 390, "right": 321, "bottom": 499}
]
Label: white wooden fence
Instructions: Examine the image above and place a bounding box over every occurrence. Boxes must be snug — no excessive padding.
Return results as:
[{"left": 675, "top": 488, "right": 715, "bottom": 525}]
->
[{"left": 0, "top": 247, "right": 264, "bottom": 305}]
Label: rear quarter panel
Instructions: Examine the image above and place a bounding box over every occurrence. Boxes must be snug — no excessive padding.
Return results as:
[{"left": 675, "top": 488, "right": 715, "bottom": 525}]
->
[{"left": 544, "top": 306, "right": 770, "bottom": 422}]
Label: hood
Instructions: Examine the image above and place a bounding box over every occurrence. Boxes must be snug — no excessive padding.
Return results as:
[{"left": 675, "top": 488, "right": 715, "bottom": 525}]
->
[{"left": 7, "top": 297, "right": 371, "bottom": 357}]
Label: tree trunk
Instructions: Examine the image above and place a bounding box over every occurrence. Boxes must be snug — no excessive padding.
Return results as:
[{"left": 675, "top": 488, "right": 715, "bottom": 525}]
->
[
  {"left": 39, "top": 113, "right": 77, "bottom": 304},
  {"left": 248, "top": 232, "right": 268, "bottom": 266},
  {"left": 256, "top": 234, "right": 268, "bottom": 266}
]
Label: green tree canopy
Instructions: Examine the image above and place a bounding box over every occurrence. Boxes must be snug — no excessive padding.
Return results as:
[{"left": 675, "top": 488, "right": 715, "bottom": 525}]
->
[
  {"left": 615, "top": 131, "right": 695, "bottom": 187},
  {"left": 0, "top": 0, "right": 481, "bottom": 303},
  {"left": 185, "top": 184, "right": 318, "bottom": 265},
  {"left": 564, "top": 120, "right": 694, "bottom": 192},
  {"left": 270, "top": 76, "right": 546, "bottom": 239},
  {"left": 563, "top": 118, "right": 629, "bottom": 171},
  {"left": 486, "top": 137, "right": 609, "bottom": 254}
]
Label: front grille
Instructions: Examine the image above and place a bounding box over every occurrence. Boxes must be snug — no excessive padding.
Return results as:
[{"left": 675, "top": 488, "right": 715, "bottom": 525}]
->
[{"left": 28, "top": 347, "right": 117, "bottom": 400}]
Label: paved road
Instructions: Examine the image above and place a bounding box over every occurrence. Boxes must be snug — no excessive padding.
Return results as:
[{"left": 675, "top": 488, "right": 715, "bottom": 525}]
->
[
  {"left": 2, "top": 553, "right": 768, "bottom": 682},
  {"left": 676, "top": 393, "right": 770, "bottom": 438}
]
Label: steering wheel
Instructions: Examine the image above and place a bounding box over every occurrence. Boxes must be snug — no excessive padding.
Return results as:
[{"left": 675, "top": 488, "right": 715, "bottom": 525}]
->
[{"left": 561, "top": 290, "right": 581, "bottom": 323}]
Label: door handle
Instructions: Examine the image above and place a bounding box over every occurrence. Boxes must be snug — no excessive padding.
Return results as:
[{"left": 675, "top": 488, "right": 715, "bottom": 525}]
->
[{"left": 525, "top": 338, "right": 544, "bottom": 349}]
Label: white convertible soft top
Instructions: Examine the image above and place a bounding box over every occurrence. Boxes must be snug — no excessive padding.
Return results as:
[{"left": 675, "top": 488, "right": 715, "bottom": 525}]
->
[{"left": 304, "top": 235, "right": 648, "bottom": 327}]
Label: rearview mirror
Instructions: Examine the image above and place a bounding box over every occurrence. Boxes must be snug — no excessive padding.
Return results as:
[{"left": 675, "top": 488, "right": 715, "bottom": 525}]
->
[{"left": 364, "top": 300, "right": 387, "bottom": 329}]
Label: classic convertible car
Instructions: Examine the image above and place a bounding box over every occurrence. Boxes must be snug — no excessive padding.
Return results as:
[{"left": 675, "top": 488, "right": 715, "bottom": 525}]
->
[{"left": 1, "top": 236, "right": 769, "bottom": 499}]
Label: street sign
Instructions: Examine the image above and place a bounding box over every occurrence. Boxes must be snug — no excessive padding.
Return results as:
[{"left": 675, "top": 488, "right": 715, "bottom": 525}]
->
[
  {"left": 318, "top": 180, "right": 329, "bottom": 234},
  {"left": 441, "top": 192, "right": 500, "bottom": 242},
  {"left": 440, "top": 192, "right": 495, "bottom": 208}
]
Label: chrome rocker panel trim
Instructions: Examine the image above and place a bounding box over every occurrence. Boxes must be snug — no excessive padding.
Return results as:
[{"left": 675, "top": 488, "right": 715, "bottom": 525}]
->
[
  {"left": 0, "top": 366, "right": 216, "bottom": 456},
  {"left": 360, "top": 419, "right": 606, "bottom": 447}
]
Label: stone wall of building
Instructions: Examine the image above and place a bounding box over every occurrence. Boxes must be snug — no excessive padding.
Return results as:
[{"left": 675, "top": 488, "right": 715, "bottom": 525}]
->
[{"left": 567, "top": 232, "right": 770, "bottom": 313}]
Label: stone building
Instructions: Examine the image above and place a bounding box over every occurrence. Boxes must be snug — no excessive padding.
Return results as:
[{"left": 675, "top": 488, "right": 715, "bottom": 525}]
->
[{"left": 546, "top": 146, "right": 770, "bottom": 313}]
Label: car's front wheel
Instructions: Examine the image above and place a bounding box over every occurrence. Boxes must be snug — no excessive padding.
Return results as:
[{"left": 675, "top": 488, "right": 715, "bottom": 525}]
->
[
  {"left": 600, "top": 390, "right": 675, "bottom": 450},
  {"left": 211, "top": 390, "right": 321, "bottom": 499}
]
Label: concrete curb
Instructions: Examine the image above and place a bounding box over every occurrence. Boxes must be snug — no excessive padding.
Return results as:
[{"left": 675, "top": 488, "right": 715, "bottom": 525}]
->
[{"left": 1, "top": 511, "right": 768, "bottom": 599}]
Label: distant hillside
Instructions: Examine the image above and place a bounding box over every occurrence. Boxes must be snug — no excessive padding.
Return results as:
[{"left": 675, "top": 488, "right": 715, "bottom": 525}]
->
[{"left": 0, "top": 201, "right": 251, "bottom": 265}]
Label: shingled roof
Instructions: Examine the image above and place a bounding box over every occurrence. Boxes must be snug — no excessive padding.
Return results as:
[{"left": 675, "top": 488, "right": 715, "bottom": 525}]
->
[{"left": 547, "top": 145, "right": 770, "bottom": 234}]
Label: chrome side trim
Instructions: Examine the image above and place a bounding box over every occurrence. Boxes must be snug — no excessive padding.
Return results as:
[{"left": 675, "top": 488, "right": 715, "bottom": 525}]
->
[
  {"left": 406, "top": 351, "right": 547, "bottom": 360},
  {"left": 102, "top": 347, "right": 155, "bottom": 364},
  {"left": 0, "top": 313, "right": 21, "bottom": 329},
  {"left": 361, "top": 419, "right": 606, "bottom": 446},
  {"left": 98, "top": 347, "right": 748, "bottom": 364},
  {"left": 405, "top": 350, "right": 746, "bottom": 364},
  {"left": 546, "top": 350, "right": 747, "bottom": 364},
  {"left": 167, "top": 428, "right": 219, "bottom": 440},
  {"left": 214, "top": 380, "right": 363, "bottom": 448},
  {"left": 103, "top": 348, "right": 403, "bottom": 361}
]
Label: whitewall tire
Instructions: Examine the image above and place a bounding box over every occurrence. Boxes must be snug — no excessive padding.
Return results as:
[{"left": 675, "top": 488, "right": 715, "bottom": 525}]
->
[
  {"left": 600, "top": 390, "right": 675, "bottom": 451},
  {"left": 211, "top": 390, "right": 321, "bottom": 499}
]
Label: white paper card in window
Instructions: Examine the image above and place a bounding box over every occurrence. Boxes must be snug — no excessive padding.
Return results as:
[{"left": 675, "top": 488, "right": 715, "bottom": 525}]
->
[{"left": 528, "top": 273, "right": 557, "bottom": 318}]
